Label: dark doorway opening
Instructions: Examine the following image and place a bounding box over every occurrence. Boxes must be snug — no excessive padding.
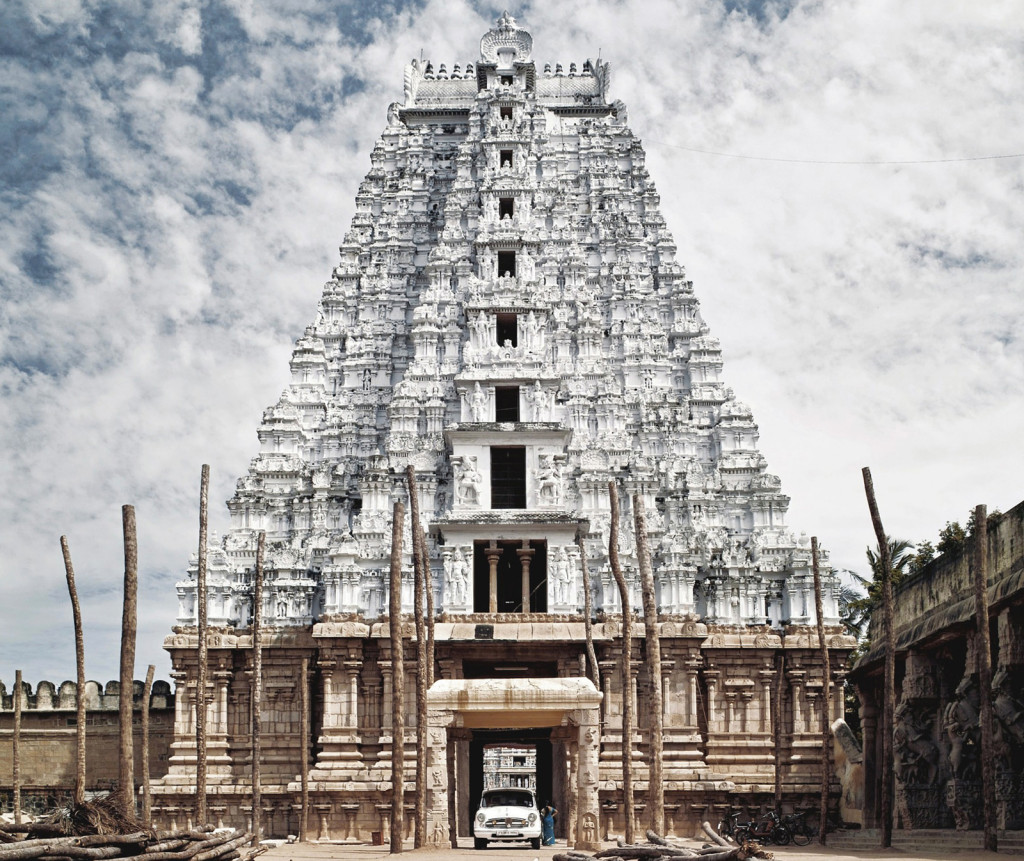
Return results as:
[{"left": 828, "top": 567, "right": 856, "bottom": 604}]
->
[
  {"left": 500, "top": 148, "right": 513, "bottom": 167},
  {"left": 491, "top": 446, "right": 525, "bottom": 508},
  {"left": 497, "top": 250, "right": 517, "bottom": 278},
  {"left": 469, "top": 728, "right": 552, "bottom": 839},
  {"left": 496, "top": 311, "right": 518, "bottom": 346},
  {"left": 472, "top": 540, "right": 548, "bottom": 613},
  {"left": 499, "top": 197, "right": 514, "bottom": 219},
  {"left": 494, "top": 386, "right": 520, "bottom": 421}
]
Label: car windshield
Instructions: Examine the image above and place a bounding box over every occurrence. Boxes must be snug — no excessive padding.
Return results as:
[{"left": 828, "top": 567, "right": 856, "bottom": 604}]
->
[{"left": 481, "top": 791, "right": 534, "bottom": 808}]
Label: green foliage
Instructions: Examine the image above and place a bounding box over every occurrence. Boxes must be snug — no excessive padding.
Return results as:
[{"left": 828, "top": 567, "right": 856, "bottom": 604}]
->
[
  {"left": 907, "top": 540, "right": 935, "bottom": 576},
  {"left": 937, "top": 520, "right": 968, "bottom": 556}
]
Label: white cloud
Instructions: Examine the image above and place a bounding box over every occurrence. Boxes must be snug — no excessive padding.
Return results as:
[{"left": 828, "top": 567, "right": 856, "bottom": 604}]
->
[{"left": 1, "top": 0, "right": 1022, "bottom": 686}]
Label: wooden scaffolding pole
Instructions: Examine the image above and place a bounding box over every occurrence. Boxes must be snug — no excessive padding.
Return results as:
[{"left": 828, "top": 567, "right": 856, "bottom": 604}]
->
[
  {"left": 195, "top": 465, "right": 210, "bottom": 827},
  {"left": 251, "top": 530, "right": 265, "bottom": 846},
  {"left": 299, "top": 656, "right": 310, "bottom": 842},
  {"left": 633, "top": 492, "right": 663, "bottom": 835},
  {"left": 576, "top": 534, "right": 601, "bottom": 692},
  {"left": 61, "top": 535, "right": 87, "bottom": 807},
  {"left": 13, "top": 669, "right": 22, "bottom": 825},
  {"left": 812, "top": 537, "right": 830, "bottom": 845},
  {"left": 119, "top": 504, "right": 138, "bottom": 818},
  {"left": 389, "top": 500, "right": 406, "bottom": 854},
  {"left": 607, "top": 481, "right": 634, "bottom": 844},
  {"left": 974, "top": 504, "right": 997, "bottom": 852},
  {"left": 406, "top": 467, "right": 427, "bottom": 849},
  {"left": 141, "top": 664, "right": 155, "bottom": 828},
  {"left": 861, "top": 467, "right": 893, "bottom": 848}
]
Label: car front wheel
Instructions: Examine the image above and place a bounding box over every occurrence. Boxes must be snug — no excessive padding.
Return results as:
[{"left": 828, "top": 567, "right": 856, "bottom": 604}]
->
[
  {"left": 474, "top": 837, "right": 487, "bottom": 850},
  {"left": 531, "top": 837, "right": 541, "bottom": 849}
]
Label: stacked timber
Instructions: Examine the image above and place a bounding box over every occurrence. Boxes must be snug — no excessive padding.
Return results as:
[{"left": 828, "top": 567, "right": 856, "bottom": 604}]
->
[
  {"left": 553, "top": 826, "right": 773, "bottom": 861},
  {"left": 0, "top": 829, "right": 263, "bottom": 861}
]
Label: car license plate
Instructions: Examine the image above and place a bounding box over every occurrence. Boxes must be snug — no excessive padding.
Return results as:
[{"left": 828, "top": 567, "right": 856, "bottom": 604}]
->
[{"left": 494, "top": 830, "right": 520, "bottom": 836}]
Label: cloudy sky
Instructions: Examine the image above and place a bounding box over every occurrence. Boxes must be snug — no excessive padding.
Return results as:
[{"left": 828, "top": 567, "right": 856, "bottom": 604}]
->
[{"left": 2, "top": 0, "right": 1022, "bottom": 688}]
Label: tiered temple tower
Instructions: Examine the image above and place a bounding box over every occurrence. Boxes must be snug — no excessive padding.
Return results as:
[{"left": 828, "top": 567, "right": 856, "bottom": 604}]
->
[{"left": 157, "top": 14, "right": 853, "bottom": 844}]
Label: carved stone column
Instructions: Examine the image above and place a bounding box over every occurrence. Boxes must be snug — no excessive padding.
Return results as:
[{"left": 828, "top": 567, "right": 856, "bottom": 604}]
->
[
  {"left": 516, "top": 540, "right": 535, "bottom": 613},
  {"left": 424, "top": 709, "right": 455, "bottom": 847},
  {"left": 574, "top": 708, "right": 602, "bottom": 851},
  {"left": 485, "top": 541, "right": 502, "bottom": 614}
]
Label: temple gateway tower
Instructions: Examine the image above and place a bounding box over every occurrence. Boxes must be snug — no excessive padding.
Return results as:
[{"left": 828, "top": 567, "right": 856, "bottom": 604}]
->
[{"left": 155, "top": 14, "right": 854, "bottom": 844}]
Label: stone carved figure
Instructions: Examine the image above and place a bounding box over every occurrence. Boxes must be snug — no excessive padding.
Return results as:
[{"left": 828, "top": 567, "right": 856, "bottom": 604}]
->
[
  {"left": 470, "top": 311, "right": 489, "bottom": 350},
  {"left": 445, "top": 548, "right": 469, "bottom": 606},
  {"left": 455, "top": 457, "right": 483, "bottom": 506},
  {"left": 993, "top": 667, "right": 1024, "bottom": 762},
  {"left": 944, "top": 675, "right": 981, "bottom": 781},
  {"left": 893, "top": 701, "right": 939, "bottom": 785},
  {"left": 535, "top": 454, "right": 562, "bottom": 505},
  {"left": 552, "top": 547, "right": 572, "bottom": 605},
  {"left": 469, "top": 382, "right": 488, "bottom": 421},
  {"left": 523, "top": 311, "right": 542, "bottom": 352}
]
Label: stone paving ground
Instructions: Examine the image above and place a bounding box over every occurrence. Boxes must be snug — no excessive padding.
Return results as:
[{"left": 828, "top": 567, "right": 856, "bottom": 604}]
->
[{"left": 261, "top": 837, "right": 1007, "bottom": 861}]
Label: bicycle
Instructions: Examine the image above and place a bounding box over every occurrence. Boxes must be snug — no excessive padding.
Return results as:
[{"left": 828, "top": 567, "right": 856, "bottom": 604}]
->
[
  {"left": 780, "top": 811, "right": 812, "bottom": 846},
  {"left": 732, "top": 810, "right": 791, "bottom": 846}
]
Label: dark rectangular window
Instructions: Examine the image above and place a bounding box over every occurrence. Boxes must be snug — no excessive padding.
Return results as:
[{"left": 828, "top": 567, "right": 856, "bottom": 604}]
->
[
  {"left": 497, "top": 250, "right": 516, "bottom": 278},
  {"left": 499, "top": 197, "right": 514, "bottom": 219},
  {"left": 500, "top": 106, "right": 513, "bottom": 120},
  {"left": 494, "top": 386, "right": 520, "bottom": 421},
  {"left": 491, "top": 447, "right": 526, "bottom": 509},
  {"left": 495, "top": 312, "right": 518, "bottom": 346},
  {"left": 501, "top": 75, "right": 514, "bottom": 86},
  {"left": 500, "top": 149, "right": 513, "bottom": 168}
]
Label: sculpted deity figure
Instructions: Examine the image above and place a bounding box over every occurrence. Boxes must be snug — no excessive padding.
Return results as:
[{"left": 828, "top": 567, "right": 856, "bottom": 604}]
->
[
  {"left": 552, "top": 547, "right": 572, "bottom": 605},
  {"left": 470, "top": 310, "right": 489, "bottom": 349},
  {"left": 892, "top": 701, "right": 939, "bottom": 785},
  {"left": 468, "top": 382, "right": 489, "bottom": 421},
  {"left": 523, "top": 310, "right": 543, "bottom": 352},
  {"left": 944, "top": 675, "right": 981, "bottom": 780},
  {"left": 535, "top": 454, "right": 562, "bottom": 506},
  {"left": 527, "top": 380, "right": 553, "bottom": 421},
  {"left": 992, "top": 667, "right": 1024, "bottom": 762},
  {"left": 455, "top": 456, "right": 483, "bottom": 506},
  {"left": 445, "top": 548, "right": 469, "bottom": 606}
]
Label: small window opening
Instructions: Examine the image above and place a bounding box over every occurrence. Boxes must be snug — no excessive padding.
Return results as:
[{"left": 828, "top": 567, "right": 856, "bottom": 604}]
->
[
  {"left": 495, "top": 312, "right": 518, "bottom": 347},
  {"left": 500, "top": 149, "right": 513, "bottom": 168},
  {"left": 500, "top": 106, "right": 513, "bottom": 120},
  {"left": 500, "top": 75, "right": 514, "bottom": 86},
  {"left": 491, "top": 447, "right": 526, "bottom": 509},
  {"left": 495, "top": 386, "right": 520, "bottom": 422},
  {"left": 499, "top": 197, "right": 514, "bottom": 219},
  {"left": 497, "top": 250, "right": 516, "bottom": 278}
]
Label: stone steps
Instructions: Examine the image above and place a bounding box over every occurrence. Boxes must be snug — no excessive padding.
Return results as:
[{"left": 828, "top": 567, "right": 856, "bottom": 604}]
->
[{"left": 826, "top": 828, "right": 1024, "bottom": 854}]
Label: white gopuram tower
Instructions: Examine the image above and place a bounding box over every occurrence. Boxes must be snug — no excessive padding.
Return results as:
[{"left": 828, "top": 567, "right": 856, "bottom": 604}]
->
[{"left": 160, "top": 13, "right": 852, "bottom": 844}]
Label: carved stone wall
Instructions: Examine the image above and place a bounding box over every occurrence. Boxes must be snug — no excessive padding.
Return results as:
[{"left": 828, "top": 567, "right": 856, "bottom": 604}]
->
[{"left": 853, "top": 499, "right": 1024, "bottom": 833}]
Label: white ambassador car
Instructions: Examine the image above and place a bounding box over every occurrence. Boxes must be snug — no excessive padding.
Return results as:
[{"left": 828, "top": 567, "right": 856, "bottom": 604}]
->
[{"left": 473, "top": 788, "right": 542, "bottom": 850}]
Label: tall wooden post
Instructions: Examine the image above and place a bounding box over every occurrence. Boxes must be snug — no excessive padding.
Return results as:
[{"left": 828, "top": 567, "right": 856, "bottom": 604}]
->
[
  {"left": 774, "top": 651, "right": 784, "bottom": 811},
  {"left": 576, "top": 534, "right": 600, "bottom": 692},
  {"left": 251, "top": 530, "right": 265, "bottom": 846},
  {"left": 389, "top": 500, "right": 406, "bottom": 854},
  {"left": 974, "top": 504, "right": 997, "bottom": 852},
  {"left": 13, "top": 669, "right": 22, "bottom": 825},
  {"left": 812, "top": 537, "right": 830, "bottom": 845},
  {"left": 61, "top": 535, "right": 87, "bottom": 807},
  {"left": 141, "top": 664, "right": 155, "bottom": 828},
  {"left": 408, "top": 468, "right": 427, "bottom": 849},
  {"left": 299, "top": 656, "right": 310, "bottom": 842},
  {"left": 633, "top": 492, "right": 663, "bottom": 835},
  {"left": 195, "top": 465, "right": 210, "bottom": 826},
  {"left": 120, "top": 504, "right": 138, "bottom": 818},
  {"left": 861, "top": 467, "right": 893, "bottom": 848},
  {"left": 607, "top": 481, "right": 634, "bottom": 844}
]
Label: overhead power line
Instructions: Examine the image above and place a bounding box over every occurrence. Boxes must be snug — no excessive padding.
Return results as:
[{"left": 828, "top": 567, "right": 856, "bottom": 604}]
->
[{"left": 645, "top": 138, "right": 1024, "bottom": 165}]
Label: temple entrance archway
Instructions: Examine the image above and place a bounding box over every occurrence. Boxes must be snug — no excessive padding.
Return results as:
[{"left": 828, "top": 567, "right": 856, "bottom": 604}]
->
[{"left": 426, "top": 678, "right": 602, "bottom": 850}]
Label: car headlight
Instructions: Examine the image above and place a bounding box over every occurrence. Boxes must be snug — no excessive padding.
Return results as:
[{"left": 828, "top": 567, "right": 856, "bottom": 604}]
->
[
  {"left": 528, "top": 813, "right": 537, "bottom": 824},
  {"left": 476, "top": 812, "right": 485, "bottom": 824}
]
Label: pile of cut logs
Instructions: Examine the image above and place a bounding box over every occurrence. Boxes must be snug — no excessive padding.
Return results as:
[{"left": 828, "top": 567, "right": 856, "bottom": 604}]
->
[
  {"left": 553, "top": 824, "right": 772, "bottom": 861},
  {"left": 0, "top": 828, "right": 263, "bottom": 861}
]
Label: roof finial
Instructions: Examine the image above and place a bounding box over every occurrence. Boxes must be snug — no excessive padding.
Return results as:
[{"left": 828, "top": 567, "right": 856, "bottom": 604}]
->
[{"left": 480, "top": 11, "right": 532, "bottom": 65}]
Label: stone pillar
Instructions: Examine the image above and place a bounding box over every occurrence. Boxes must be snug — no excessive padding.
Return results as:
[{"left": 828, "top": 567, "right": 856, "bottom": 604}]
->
[
  {"left": 517, "top": 540, "right": 535, "bottom": 613},
  {"left": 486, "top": 541, "right": 501, "bottom": 614},
  {"left": 859, "top": 685, "right": 878, "bottom": 828},
  {"left": 344, "top": 661, "right": 360, "bottom": 729},
  {"left": 759, "top": 669, "right": 774, "bottom": 734},
  {"left": 685, "top": 659, "right": 701, "bottom": 727},
  {"left": 574, "top": 709, "right": 602, "bottom": 851},
  {"left": 424, "top": 710, "right": 455, "bottom": 847}
]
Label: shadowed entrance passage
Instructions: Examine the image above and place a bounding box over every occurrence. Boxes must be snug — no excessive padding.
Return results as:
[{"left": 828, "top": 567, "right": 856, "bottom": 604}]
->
[{"left": 426, "top": 678, "right": 602, "bottom": 850}]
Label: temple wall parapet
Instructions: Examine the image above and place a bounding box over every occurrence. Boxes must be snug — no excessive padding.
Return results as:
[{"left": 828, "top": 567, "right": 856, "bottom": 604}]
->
[{"left": 0, "top": 678, "right": 173, "bottom": 712}]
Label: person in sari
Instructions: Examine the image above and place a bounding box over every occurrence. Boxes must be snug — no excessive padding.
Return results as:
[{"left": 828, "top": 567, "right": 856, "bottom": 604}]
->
[{"left": 540, "top": 802, "right": 557, "bottom": 846}]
